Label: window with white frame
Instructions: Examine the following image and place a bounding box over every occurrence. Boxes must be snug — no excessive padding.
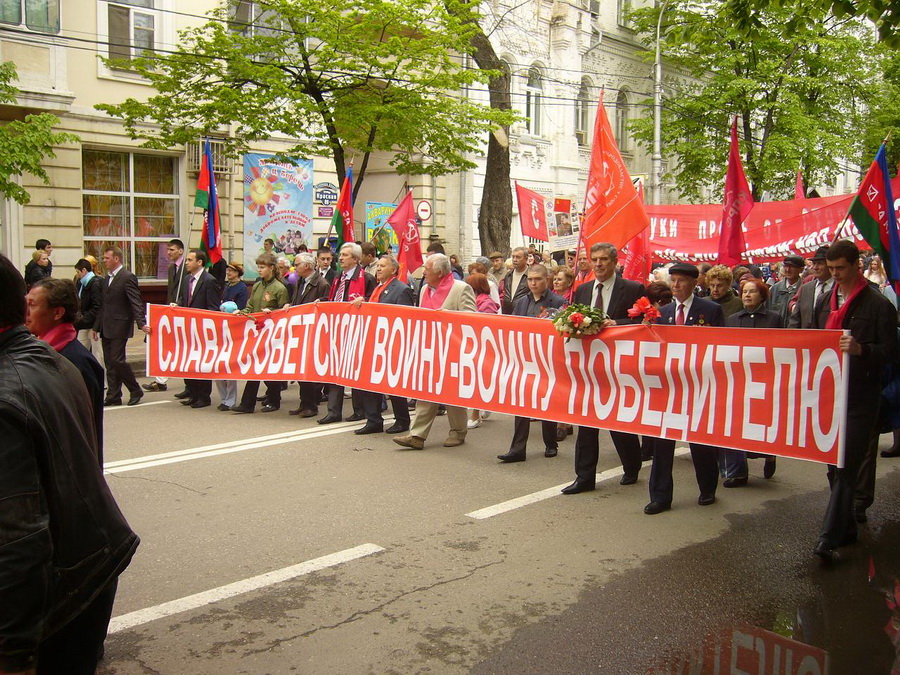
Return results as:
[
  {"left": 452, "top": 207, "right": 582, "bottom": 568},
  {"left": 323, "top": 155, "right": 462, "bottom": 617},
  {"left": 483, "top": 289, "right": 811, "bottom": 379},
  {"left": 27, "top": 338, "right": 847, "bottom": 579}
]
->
[
  {"left": 82, "top": 149, "right": 180, "bottom": 279},
  {"left": 524, "top": 66, "right": 542, "bottom": 136},
  {"left": 615, "top": 90, "right": 629, "bottom": 151},
  {"left": 575, "top": 79, "right": 591, "bottom": 146},
  {"left": 103, "top": 0, "right": 157, "bottom": 64},
  {"left": 0, "top": 0, "right": 60, "bottom": 33}
]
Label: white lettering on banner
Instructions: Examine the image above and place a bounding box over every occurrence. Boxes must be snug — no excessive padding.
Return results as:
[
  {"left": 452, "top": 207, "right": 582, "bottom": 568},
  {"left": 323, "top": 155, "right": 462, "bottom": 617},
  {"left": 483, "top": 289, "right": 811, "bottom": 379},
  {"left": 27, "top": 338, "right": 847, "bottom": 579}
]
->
[
  {"left": 742, "top": 346, "right": 767, "bottom": 442},
  {"left": 638, "top": 340, "right": 662, "bottom": 428}
]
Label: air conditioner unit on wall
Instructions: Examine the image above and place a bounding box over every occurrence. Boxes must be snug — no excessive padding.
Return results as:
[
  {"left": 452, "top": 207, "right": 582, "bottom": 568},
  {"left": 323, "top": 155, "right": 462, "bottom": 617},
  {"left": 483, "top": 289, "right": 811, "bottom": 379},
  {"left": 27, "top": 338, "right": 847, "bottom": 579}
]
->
[{"left": 186, "top": 138, "right": 232, "bottom": 175}]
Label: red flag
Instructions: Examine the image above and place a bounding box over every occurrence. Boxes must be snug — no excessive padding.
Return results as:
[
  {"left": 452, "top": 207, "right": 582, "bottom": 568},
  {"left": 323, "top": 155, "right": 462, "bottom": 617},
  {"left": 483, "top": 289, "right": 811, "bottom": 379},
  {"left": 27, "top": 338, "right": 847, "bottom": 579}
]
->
[
  {"left": 332, "top": 167, "right": 354, "bottom": 251},
  {"left": 717, "top": 118, "right": 754, "bottom": 267},
  {"left": 794, "top": 168, "right": 804, "bottom": 200},
  {"left": 195, "top": 138, "right": 222, "bottom": 265},
  {"left": 387, "top": 192, "right": 423, "bottom": 283},
  {"left": 581, "top": 93, "right": 650, "bottom": 251},
  {"left": 622, "top": 181, "right": 651, "bottom": 283},
  {"left": 514, "top": 183, "right": 550, "bottom": 241}
]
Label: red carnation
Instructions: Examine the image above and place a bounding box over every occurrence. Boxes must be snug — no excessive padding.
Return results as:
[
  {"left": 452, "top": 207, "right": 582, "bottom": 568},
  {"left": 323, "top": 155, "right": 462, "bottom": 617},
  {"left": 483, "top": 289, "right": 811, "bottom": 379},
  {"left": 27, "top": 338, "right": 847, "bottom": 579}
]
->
[{"left": 570, "top": 312, "right": 584, "bottom": 327}]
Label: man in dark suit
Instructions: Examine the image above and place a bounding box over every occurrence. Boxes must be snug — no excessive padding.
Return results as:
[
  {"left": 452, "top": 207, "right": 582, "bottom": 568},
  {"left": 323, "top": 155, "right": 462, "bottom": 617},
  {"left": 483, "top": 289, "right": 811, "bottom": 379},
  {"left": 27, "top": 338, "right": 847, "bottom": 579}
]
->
[
  {"left": 351, "top": 254, "right": 417, "bottom": 434},
  {"left": 175, "top": 249, "right": 221, "bottom": 408},
  {"left": 500, "top": 247, "right": 530, "bottom": 314},
  {"left": 788, "top": 245, "right": 832, "bottom": 330},
  {"left": 145, "top": 238, "right": 185, "bottom": 394},
  {"left": 74, "top": 258, "right": 105, "bottom": 368},
  {"left": 287, "top": 252, "right": 331, "bottom": 417},
  {"left": 562, "top": 242, "right": 647, "bottom": 494},
  {"left": 644, "top": 261, "right": 725, "bottom": 515},
  {"left": 93, "top": 246, "right": 149, "bottom": 406}
]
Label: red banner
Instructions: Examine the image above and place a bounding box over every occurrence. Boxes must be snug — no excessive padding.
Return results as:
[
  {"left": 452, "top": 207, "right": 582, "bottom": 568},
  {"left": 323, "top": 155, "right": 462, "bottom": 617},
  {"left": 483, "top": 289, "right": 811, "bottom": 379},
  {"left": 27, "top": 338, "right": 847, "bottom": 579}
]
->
[
  {"left": 717, "top": 118, "right": 753, "bottom": 267},
  {"left": 147, "top": 304, "right": 847, "bottom": 466}
]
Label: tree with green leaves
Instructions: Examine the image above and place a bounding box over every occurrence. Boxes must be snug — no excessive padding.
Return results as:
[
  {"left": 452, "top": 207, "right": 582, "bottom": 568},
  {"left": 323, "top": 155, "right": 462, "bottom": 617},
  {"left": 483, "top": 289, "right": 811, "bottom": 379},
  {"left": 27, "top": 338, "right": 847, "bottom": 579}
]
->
[
  {"left": 0, "top": 62, "right": 77, "bottom": 205},
  {"left": 97, "top": 0, "right": 513, "bottom": 203},
  {"left": 860, "top": 48, "right": 900, "bottom": 169},
  {"left": 629, "top": 1, "right": 882, "bottom": 202}
]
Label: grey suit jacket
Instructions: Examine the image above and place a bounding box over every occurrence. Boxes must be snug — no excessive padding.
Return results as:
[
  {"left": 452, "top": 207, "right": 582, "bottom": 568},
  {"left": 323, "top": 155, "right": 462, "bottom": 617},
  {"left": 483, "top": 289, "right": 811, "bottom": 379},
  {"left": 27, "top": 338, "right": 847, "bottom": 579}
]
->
[{"left": 787, "top": 278, "right": 831, "bottom": 329}]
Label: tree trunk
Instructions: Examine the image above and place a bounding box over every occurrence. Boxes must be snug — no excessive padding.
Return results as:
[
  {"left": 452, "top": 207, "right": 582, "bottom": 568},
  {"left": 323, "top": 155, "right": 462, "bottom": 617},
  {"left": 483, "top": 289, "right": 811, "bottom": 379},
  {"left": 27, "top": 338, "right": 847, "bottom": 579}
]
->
[{"left": 466, "top": 20, "right": 513, "bottom": 256}]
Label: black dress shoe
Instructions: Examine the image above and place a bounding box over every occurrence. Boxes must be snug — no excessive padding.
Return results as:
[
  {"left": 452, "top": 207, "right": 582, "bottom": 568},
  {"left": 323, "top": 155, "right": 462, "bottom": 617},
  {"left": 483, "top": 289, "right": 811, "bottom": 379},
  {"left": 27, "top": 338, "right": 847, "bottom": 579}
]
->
[
  {"left": 181, "top": 398, "right": 196, "bottom": 406},
  {"left": 346, "top": 413, "right": 364, "bottom": 422},
  {"left": 814, "top": 540, "right": 835, "bottom": 563},
  {"left": 318, "top": 414, "right": 342, "bottom": 424},
  {"left": 231, "top": 405, "right": 255, "bottom": 414},
  {"left": 723, "top": 476, "right": 748, "bottom": 488},
  {"left": 561, "top": 480, "right": 595, "bottom": 495},
  {"left": 217, "top": 403, "right": 231, "bottom": 411},
  {"left": 103, "top": 398, "right": 122, "bottom": 407},
  {"left": 354, "top": 424, "right": 384, "bottom": 435},
  {"left": 385, "top": 423, "right": 410, "bottom": 434},
  {"left": 142, "top": 381, "right": 167, "bottom": 392},
  {"left": 261, "top": 404, "right": 280, "bottom": 413},
  {"left": 497, "top": 452, "right": 526, "bottom": 463},
  {"left": 620, "top": 474, "right": 638, "bottom": 485},
  {"left": 174, "top": 390, "right": 191, "bottom": 399},
  {"left": 544, "top": 447, "right": 558, "bottom": 458},
  {"left": 881, "top": 447, "right": 900, "bottom": 458},
  {"left": 698, "top": 493, "right": 716, "bottom": 506},
  {"left": 191, "top": 399, "right": 211, "bottom": 409},
  {"left": 298, "top": 409, "right": 318, "bottom": 418},
  {"left": 127, "top": 394, "right": 143, "bottom": 406},
  {"left": 644, "top": 501, "right": 671, "bottom": 515},
  {"left": 763, "top": 457, "right": 777, "bottom": 478},
  {"left": 256, "top": 395, "right": 267, "bottom": 402}
]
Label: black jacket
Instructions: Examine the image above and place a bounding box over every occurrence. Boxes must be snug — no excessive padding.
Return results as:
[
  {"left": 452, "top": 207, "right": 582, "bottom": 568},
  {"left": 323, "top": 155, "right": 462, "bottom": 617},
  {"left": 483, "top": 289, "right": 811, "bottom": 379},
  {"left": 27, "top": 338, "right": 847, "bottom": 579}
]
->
[
  {"left": 725, "top": 306, "right": 783, "bottom": 329},
  {"left": 0, "top": 327, "right": 138, "bottom": 672},
  {"left": 75, "top": 274, "right": 104, "bottom": 331}
]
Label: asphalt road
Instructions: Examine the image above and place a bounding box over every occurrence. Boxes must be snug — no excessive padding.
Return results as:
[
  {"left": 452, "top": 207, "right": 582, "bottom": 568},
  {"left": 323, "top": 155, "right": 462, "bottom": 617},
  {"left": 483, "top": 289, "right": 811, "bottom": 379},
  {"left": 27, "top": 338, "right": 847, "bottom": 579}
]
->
[{"left": 96, "top": 380, "right": 900, "bottom": 674}]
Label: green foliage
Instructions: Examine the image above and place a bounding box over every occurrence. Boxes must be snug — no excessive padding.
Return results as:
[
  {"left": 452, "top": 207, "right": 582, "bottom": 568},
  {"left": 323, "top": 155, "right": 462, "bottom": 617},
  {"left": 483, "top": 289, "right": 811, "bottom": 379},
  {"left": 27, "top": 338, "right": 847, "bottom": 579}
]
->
[
  {"left": 629, "top": 1, "right": 882, "bottom": 202},
  {"left": 0, "top": 62, "right": 78, "bottom": 205},
  {"left": 860, "top": 48, "right": 900, "bottom": 171},
  {"left": 96, "top": 0, "right": 514, "bottom": 194}
]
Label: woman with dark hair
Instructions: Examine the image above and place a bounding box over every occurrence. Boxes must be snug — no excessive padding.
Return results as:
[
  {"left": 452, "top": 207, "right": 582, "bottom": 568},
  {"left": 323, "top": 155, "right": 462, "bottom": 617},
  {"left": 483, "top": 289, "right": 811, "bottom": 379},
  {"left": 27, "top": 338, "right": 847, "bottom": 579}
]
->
[
  {"left": 721, "top": 277, "right": 782, "bottom": 486},
  {"left": 645, "top": 280, "right": 673, "bottom": 308}
]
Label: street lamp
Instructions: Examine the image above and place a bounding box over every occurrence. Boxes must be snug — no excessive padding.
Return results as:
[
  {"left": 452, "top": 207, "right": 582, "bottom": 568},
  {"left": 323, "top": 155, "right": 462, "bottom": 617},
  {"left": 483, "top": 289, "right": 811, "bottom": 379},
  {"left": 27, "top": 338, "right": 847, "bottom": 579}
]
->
[{"left": 652, "top": 0, "right": 669, "bottom": 206}]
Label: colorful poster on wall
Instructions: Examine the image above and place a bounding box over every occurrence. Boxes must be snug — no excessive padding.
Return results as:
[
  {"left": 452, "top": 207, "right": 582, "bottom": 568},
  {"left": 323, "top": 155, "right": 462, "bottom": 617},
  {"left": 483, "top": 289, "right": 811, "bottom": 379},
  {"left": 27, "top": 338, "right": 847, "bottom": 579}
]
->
[
  {"left": 365, "top": 201, "right": 399, "bottom": 254},
  {"left": 243, "top": 154, "right": 314, "bottom": 279}
]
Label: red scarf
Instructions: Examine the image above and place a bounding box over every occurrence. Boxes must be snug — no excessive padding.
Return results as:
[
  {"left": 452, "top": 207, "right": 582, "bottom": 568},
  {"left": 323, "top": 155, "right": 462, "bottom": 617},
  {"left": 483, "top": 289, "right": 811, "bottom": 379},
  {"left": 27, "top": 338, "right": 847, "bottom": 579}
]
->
[
  {"left": 40, "top": 323, "right": 77, "bottom": 352},
  {"left": 421, "top": 273, "right": 455, "bottom": 309},
  {"left": 370, "top": 277, "right": 398, "bottom": 303},
  {"left": 825, "top": 273, "right": 867, "bottom": 330},
  {"left": 330, "top": 266, "right": 367, "bottom": 302}
]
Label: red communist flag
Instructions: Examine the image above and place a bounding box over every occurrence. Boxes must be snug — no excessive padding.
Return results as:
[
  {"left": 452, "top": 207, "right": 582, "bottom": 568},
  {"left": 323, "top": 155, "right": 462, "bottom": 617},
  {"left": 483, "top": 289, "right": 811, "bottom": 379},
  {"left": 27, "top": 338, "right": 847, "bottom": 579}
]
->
[
  {"left": 514, "top": 183, "right": 550, "bottom": 241},
  {"left": 581, "top": 93, "right": 649, "bottom": 251},
  {"left": 622, "top": 181, "right": 651, "bottom": 283},
  {"left": 387, "top": 192, "right": 423, "bottom": 283},
  {"left": 717, "top": 118, "right": 754, "bottom": 267}
]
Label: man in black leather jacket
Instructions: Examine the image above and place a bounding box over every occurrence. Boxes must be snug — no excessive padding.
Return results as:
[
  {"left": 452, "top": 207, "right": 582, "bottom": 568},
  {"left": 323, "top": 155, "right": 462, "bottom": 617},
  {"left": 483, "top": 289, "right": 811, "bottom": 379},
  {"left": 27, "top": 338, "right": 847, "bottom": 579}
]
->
[{"left": 0, "top": 254, "right": 139, "bottom": 673}]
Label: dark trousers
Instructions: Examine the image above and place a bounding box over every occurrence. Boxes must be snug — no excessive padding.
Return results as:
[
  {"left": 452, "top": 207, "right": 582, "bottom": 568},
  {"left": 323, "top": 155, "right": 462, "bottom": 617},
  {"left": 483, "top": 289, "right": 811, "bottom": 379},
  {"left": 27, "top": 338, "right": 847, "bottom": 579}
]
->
[
  {"left": 238, "top": 380, "right": 280, "bottom": 410},
  {"left": 574, "top": 428, "right": 643, "bottom": 484},
  {"left": 186, "top": 378, "right": 212, "bottom": 403},
  {"left": 38, "top": 579, "right": 118, "bottom": 675},
  {"left": 325, "top": 385, "right": 363, "bottom": 419},
  {"left": 101, "top": 336, "right": 140, "bottom": 400},
  {"left": 820, "top": 404, "right": 880, "bottom": 547},
  {"left": 389, "top": 395, "right": 410, "bottom": 426},
  {"left": 648, "top": 439, "right": 719, "bottom": 505},
  {"left": 355, "top": 390, "right": 386, "bottom": 425},
  {"left": 298, "top": 382, "right": 320, "bottom": 413},
  {"left": 510, "top": 416, "right": 558, "bottom": 457}
]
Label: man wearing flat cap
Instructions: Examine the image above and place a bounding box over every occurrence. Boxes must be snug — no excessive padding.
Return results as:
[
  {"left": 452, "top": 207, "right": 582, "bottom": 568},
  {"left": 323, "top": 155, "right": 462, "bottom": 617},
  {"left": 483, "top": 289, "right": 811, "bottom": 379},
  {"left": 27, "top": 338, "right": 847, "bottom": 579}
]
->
[
  {"left": 788, "top": 246, "right": 833, "bottom": 329},
  {"left": 769, "top": 255, "right": 805, "bottom": 324},
  {"left": 645, "top": 261, "right": 725, "bottom": 515},
  {"left": 487, "top": 251, "right": 506, "bottom": 287}
]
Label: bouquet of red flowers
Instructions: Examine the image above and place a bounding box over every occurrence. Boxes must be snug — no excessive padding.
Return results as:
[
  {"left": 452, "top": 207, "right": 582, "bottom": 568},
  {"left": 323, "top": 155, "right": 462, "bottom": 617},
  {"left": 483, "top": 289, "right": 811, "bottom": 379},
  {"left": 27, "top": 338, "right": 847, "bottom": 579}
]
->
[
  {"left": 627, "top": 296, "right": 661, "bottom": 325},
  {"left": 552, "top": 303, "right": 607, "bottom": 340}
]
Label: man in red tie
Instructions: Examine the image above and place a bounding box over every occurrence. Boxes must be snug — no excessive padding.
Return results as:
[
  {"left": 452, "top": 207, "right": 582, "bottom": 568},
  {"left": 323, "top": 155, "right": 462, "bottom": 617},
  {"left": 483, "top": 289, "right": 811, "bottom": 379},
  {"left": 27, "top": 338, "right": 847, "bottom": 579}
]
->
[{"left": 644, "top": 262, "right": 725, "bottom": 515}]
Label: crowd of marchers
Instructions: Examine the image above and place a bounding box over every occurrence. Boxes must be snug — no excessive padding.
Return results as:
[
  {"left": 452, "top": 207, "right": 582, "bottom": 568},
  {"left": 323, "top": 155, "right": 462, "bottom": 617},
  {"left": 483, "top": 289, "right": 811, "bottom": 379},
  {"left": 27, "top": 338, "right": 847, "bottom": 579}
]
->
[{"left": 2, "top": 230, "right": 898, "bottom": 672}]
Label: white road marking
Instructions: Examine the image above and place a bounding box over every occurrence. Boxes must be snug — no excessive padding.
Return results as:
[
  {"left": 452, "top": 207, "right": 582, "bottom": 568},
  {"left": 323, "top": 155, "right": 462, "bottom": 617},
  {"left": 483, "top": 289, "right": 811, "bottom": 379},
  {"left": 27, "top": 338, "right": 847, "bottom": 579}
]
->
[
  {"left": 104, "top": 400, "right": 173, "bottom": 411},
  {"left": 466, "top": 448, "right": 693, "bottom": 520},
  {"left": 108, "top": 543, "right": 385, "bottom": 634},
  {"left": 104, "top": 420, "right": 383, "bottom": 474}
]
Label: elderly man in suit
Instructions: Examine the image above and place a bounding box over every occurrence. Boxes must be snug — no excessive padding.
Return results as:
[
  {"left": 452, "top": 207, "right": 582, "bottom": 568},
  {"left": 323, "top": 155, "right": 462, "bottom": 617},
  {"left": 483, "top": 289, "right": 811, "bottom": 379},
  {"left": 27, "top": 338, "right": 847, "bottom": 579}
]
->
[
  {"left": 352, "top": 254, "right": 417, "bottom": 435},
  {"left": 286, "top": 251, "right": 331, "bottom": 417},
  {"left": 788, "top": 246, "right": 833, "bottom": 330},
  {"left": 93, "top": 245, "right": 149, "bottom": 406},
  {"left": 394, "top": 254, "right": 476, "bottom": 450},
  {"left": 643, "top": 262, "right": 725, "bottom": 515},
  {"left": 561, "top": 242, "right": 647, "bottom": 494},
  {"left": 175, "top": 249, "right": 221, "bottom": 409}
]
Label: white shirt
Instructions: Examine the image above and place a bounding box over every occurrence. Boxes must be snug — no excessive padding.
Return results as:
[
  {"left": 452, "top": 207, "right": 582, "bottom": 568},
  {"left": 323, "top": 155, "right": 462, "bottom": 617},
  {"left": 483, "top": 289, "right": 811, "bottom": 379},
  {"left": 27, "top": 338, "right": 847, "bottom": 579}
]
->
[
  {"left": 591, "top": 275, "right": 616, "bottom": 311},
  {"left": 674, "top": 294, "right": 695, "bottom": 321}
]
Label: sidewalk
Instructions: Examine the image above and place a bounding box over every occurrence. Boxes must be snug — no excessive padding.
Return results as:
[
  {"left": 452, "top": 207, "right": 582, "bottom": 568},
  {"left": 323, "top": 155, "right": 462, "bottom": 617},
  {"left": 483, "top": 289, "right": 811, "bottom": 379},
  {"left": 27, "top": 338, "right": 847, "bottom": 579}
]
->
[{"left": 126, "top": 333, "right": 149, "bottom": 376}]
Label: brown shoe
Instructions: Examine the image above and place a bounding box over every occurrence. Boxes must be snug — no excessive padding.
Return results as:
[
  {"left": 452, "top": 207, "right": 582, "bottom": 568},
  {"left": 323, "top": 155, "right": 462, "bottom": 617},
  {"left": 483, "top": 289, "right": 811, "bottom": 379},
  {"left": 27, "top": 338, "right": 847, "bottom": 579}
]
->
[
  {"left": 393, "top": 435, "right": 425, "bottom": 450},
  {"left": 443, "top": 437, "right": 465, "bottom": 447}
]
